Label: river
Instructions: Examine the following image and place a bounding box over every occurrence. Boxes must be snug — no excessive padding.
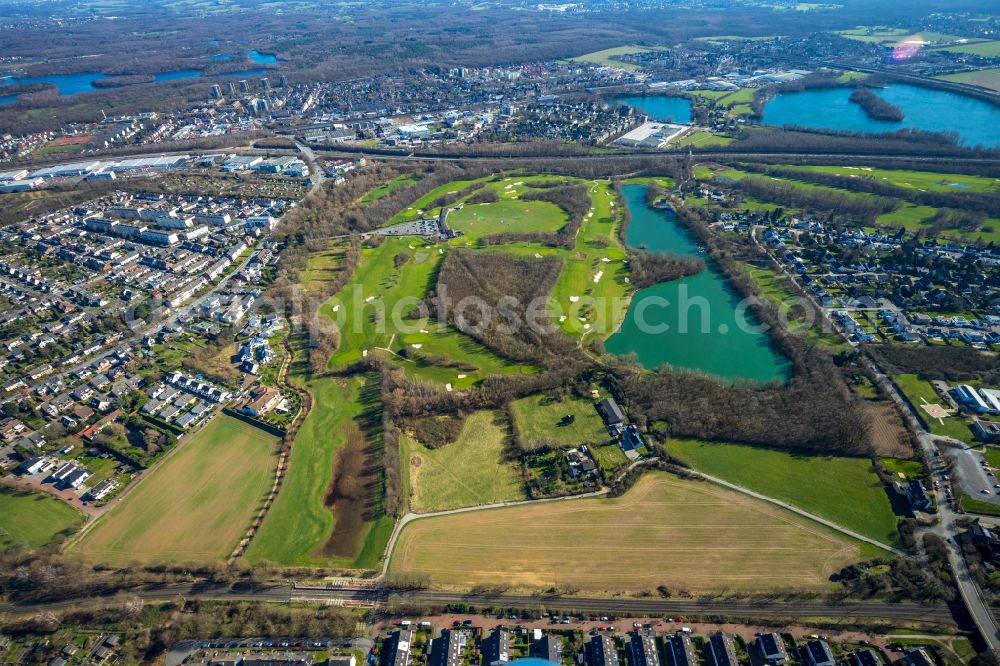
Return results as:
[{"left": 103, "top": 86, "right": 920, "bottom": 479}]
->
[
  {"left": 763, "top": 82, "right": 1000, "bottom": 148},
  {"left": 604, "top": 185, "right": 791, "bottom": 383}
]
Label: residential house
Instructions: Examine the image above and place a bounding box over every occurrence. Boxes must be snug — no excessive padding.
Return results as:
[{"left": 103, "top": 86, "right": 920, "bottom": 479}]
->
[
  {"left": 587, "top": 635, "right": 619, "bottom": 666},
  {"left": 755, "top": 634, "right": 787, "bottom": 666},
  {"left": 382, "top": 629, "right": 414, "bottom": 666},
  {"left": 666, "top": 634, "right": 696, "bottom": 666},
  {"left": 627, "top": 632, "right": 659, "bottom": 666},
  {"left": 802, "top": 640, "right": 834, "bottom": 666},
  {"left": 706, "top": 633, "right": 738, "bottom": 666},
  {"left": 483, "top": 628, "right": 511, "bottom": 666}
]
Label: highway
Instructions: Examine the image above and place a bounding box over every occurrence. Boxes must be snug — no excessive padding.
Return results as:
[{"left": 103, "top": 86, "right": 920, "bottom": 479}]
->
[{"left": 0, "top": 582, "right": 961, "bottom": 625}]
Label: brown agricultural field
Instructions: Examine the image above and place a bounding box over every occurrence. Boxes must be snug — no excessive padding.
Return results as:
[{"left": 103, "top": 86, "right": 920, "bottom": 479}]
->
[
  {"left": 73, "top": 416, "right": 279, "bottom": 566},
  {"left": 388, "top": 473, "right": 867, "bottom": 594}
]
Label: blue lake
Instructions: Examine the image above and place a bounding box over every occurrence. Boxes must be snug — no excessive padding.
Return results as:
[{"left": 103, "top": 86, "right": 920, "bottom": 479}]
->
[
  {"left": 604, "top": 185, "right": 791, "bottom": 383},
  {"left": 248, "top": 50, "right": 278, "bottom": 64},
  {"left": 611, "top": 95, "right": 692, "bottom": 124},
  {"left": 763, "top": 83, "right": 1000, "bottom": 148},
  {"left": 0, "top": 67, "right": 267, "bottom": 104}
]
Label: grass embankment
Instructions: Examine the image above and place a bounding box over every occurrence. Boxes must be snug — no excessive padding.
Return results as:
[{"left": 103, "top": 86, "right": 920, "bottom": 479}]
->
[
  {"left": 669, "top": 439, "right": 899, "bottom": 548},
  {"left": 510, "top": 393, "right": 609, "bottom": 448},
  {"left": 0, "top": 489, "right": 84, "bottom": 550},
  {"left": 892, "top": 374, "right": 974, "bottom": 443},
  {"left": 402, "top": 411, "right": 525, "bottom": 513},
  {"left": 389, "top": 472, "right": 868, "bottom": 593},
  {"left": 75, "top": 416, "right": 279, "bottom": 565}
]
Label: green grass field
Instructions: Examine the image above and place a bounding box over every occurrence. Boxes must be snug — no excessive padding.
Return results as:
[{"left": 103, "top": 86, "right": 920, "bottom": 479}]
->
[
  {"left": 784, "top": 164, "right": 999, "bottom": 193},
  {"left": 549, "top": 179, "right": 631, "bottom": 338},
  {"left": 75, "top": 415, "right": 279, "bottom": 565},
  {"left": 448, "top": 199, "right": 566, "bottom": 241},
  {"left": 881, "top": 457, "right": 924, "bottom": 480},
  {"left": 389, "top": 472, "right": 871, "bottom": 592},
  {"left": 934, "top": 41, "right": 1000, "bottom": 57},
  {"left": 668, "top": 439, "right": 900, "bottom": 547},
  {"left": 300, "top": 243, "right": 349, "bottom": 295},
  {"left": 402, "top": 411, "right": 525, "bottom": 513},
  {"left": 510, "top": 393, "right": 609, "bottom": 448},
  {"left": 0, "top": 489, "right": 84, "bottom": 550},
  {"left": 892, "top": 374, "right": 974, "bottom": 443},
  {"left": 361, "top": 173, "right": 420, "bottom": 204},
  {"left": 568, "top": 45, "right": 664, "bottom": 70},
  {"left": 675, "top": 131, "right": 734, "bottom": 148},
  {"left": 937, "top": 67, "right": 1000, "bottom": 92},
  {"left": 246, "top": 375, "right": 388, "bottom": 567}
]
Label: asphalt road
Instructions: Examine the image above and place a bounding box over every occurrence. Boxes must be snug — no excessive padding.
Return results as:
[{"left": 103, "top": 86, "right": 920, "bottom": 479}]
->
[{"left": 0, "top": 583, "right": 961, "bottom": 625}]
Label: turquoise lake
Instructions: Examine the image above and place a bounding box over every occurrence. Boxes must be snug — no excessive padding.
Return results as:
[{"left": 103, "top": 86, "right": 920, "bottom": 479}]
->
[
  {"left": 763, "top": 83, "right": 1000, "bottom": 148},
  {"left": 604, "top": 185, "right": 791, "bottom": 383},
  {"left": 611, "top": 95, "right": 692, "bottom": 124}
]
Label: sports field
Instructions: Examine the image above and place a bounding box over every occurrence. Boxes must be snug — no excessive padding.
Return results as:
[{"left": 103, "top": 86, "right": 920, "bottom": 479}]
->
[
  {"left": 402, "top": 411, "right": 525, "bottom": 513},
  {"left": 668, "top": 439, "right": 899, "bottom": 547},
  {"left": 510, "top": 393, "right": 609, "bottom": 448},
  {"left": 0, "top": 489, "right": 83, "bottom": 550},
  {"left": 389, "top": 473, "right": 866, "bottom": 592},
  {"left": 74, "top": 415, "right": 279, "bottom": 565}
]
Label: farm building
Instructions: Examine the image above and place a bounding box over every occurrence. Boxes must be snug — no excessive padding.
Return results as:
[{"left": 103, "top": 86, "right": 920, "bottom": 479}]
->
[{"left": 597, "top": 398, "right": 625, "bottom": 429}]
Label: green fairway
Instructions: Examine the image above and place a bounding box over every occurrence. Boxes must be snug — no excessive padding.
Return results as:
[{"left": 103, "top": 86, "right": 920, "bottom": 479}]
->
[
  {"left": 784, "top": 164, "right": 999, "bottom": 193},
  {"left": 893, "top": 374, "right": 975, "bottom": 443},
  {"left": 75, "top": 415, "right": 279, "bottom": 565},
  {"left": 361, "top": 173, "right": 420, "bottom": 204},
  {"left": 510, "top": 393, "right": 610, "bottom": 448},
  {"left": 0, "top": 489, "right": 83, "bottom": 550},
  {"left": 402, "top": 411, "right": 525, "bottom": 512},
  {"left": 246, "top": 375, "right": 386, "bottom": 567},
  {"left": 669, "top": 438, "right": 900, "bottom": 546},
  {"left": 321, "top": 234, "right": 534, "bottom": 384},
  {"left": 449, "top": 200, "right": 567, "bottom": 241},
  {"left": 549, "top": 179, "right": 631, "bottom": 338}
]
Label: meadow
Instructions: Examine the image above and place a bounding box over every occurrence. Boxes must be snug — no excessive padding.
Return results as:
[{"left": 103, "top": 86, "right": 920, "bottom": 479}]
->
[
  {"left": 246, "top": 375, "right": 391, "bottom": 568},
  {"left": 567, "top": 46, "right": 664, "bottom": 70},
  {"left": 401, "top": 411, "right": 525, "bottom": 513},
  {"left": 937, "top": 68, "right": 1000, "bottom": 92},
  {"left": 389, "top": 473, "right": 867, "bottom": 593},
  {"left": 74, "top": 415, "right": 278, "bottom": 565},
  {"left": 510, "top": 393, "right": 609, "bottom": 448},
  {"left": 668, "top": 439, "right": 900, "bottom": 547},
  {"left": 0, "top": 489, "right": 83, "bottom": 550}
]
